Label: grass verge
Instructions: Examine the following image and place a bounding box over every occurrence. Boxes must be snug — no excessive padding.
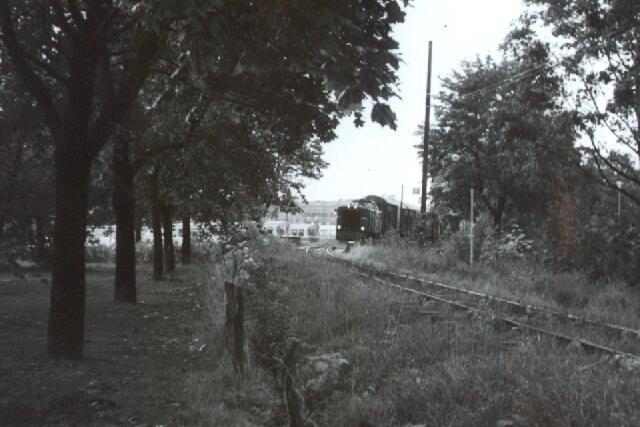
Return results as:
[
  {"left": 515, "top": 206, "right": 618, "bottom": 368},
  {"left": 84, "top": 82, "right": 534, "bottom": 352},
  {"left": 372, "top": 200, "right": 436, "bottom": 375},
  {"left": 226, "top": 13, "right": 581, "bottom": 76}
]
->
[
  {"left": 194, "top": 238, "right": 640, "bottom": 426},
  {"left": 345, "top": 243, "right": 640, "bottom": 331}
]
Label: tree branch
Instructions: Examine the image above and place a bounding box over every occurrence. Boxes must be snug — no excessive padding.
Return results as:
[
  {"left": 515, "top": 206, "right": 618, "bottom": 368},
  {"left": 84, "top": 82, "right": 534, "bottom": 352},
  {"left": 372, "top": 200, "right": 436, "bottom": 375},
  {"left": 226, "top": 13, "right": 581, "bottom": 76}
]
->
[
  {"left": 88, "top": 27, "right": 162, "bottom": 158},
  {"left": 23, "top": 50, "right": 70, "bottom": 87},
  {"left": 133, "top": 99, "right": 216, "bottom": 172},
  {"left": 0, "top": 0, "right": 61, "bottom": 138},
  {"left": 66, "top": 0, "right": 85, "bottom": 32},
  {"left": 582, "top": 75, "right": 639, "bottom": 157},
  {"left": 50, "top": 0, "right": 78, "bottom": 40},
  {"left": 590, "top": 148, "right": 640, "bottom": 185},
  {"left": 587, "top": 149, "right": 640, "bottom": 207}
]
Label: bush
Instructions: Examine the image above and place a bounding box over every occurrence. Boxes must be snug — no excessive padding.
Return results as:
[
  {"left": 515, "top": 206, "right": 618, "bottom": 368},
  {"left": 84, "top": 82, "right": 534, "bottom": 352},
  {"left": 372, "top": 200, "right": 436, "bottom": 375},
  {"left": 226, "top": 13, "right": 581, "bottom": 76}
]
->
[
  {"left": 576, "top": 217, "right": 640, "bottom": 285},
  {"left": 482, "top": 223, "right": 534, "bottom": 263},
  {"left": 438, "top": 213, "right": 498, "bottom": 265},
  {"left": 85, "top": 243, "right": 114, "bottom": 262}
]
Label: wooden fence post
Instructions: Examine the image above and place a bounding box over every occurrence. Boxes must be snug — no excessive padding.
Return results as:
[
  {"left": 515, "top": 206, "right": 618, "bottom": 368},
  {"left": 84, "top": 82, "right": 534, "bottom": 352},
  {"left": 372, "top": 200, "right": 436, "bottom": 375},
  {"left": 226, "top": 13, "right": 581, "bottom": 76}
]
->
[
  {"left": 225, "top": 281, "right": 245, "bottom": 375},
  {"left": 283, "top": 338, "right": 306, "bottom": 427}
]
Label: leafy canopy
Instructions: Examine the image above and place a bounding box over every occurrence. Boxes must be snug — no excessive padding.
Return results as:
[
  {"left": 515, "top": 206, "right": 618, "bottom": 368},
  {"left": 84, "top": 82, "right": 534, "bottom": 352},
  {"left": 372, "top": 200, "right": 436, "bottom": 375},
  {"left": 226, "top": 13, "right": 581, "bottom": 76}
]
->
[
  {"left": 426, "top": 30, "right": 578, "bottom": 229},
  {"left": 523, "top": 0, "right": 640, "bottom": 205}
]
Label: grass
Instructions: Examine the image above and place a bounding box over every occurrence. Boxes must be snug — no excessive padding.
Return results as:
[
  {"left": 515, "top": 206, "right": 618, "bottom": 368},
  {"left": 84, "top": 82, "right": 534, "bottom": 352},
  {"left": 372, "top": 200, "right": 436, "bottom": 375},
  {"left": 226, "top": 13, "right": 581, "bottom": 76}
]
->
[
  {"left": 345, "top": 242, "right": 640, "bottom": 331},
  {"left": 0, "top": 261, "right": 214, "bottom": 426},
  {"left": 193, "top": 237, "right": 640, "bottom": 426}
]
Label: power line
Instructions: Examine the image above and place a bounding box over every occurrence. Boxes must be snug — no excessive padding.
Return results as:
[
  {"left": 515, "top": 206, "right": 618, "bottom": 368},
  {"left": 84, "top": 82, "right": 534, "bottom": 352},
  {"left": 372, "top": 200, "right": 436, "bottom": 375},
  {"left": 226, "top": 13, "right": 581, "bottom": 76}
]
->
[
  {"left": 444, "top": 21, "right": 640, "bottom": 103},
  {"left": 453, "top": 64, "right": 547, "bottom": 101}
]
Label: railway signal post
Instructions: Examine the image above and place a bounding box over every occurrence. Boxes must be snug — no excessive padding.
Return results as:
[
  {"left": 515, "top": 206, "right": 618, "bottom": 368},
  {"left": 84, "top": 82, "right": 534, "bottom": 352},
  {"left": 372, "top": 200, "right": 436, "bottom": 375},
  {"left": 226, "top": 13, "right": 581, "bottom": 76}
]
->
[
  {"left": 617, "top": 180, "right": 622, "bottom": 218},
  {"left": 470, "top": 188, "right": 474, "bottom": 266}
]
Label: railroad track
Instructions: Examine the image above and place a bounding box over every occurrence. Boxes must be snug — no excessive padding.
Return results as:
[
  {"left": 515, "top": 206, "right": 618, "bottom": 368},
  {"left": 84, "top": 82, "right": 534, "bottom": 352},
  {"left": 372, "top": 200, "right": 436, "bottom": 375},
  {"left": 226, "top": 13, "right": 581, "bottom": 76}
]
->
[{"left": 309, "top": 247, "right": 640, "bottom": 370}]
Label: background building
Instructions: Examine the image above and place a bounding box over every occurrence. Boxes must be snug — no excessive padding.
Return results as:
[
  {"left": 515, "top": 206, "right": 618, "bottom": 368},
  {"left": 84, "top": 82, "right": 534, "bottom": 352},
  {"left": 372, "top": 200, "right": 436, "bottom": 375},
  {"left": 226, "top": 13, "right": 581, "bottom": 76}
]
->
[{"left": 262, "top": 200, "right": 351, "bottom": 238}]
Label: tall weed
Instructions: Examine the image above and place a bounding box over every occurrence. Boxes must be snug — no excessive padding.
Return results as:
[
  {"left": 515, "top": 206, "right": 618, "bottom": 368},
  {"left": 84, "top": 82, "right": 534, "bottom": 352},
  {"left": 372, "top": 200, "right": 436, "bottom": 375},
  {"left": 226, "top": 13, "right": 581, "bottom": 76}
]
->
[
  {"left": 349, "top": 225, "right": 640, "bottom": 329},
  {"left": 195, "top": 236, "right": 640, "bottom": 426}
]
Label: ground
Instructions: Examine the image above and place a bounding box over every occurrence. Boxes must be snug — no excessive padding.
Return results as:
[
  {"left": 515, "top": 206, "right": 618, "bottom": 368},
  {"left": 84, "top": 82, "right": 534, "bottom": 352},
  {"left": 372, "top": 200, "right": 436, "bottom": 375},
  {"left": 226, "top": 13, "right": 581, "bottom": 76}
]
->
[
  {"left": 3, "top": 244, "right": 640, "bottom": 426},
  {"left": 0, "top": 264, "right": 208, "bottom": 426}
]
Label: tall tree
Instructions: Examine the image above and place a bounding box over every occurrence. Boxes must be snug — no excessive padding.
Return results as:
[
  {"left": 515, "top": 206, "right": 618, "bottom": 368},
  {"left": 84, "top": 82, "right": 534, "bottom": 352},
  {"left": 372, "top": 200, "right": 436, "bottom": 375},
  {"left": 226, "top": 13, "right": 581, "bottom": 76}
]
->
[
  {"left": 112, "top": 0, "right": 409, "bottom": 288},
  {"left": 523, "top": 0, "right": 640, "bottom": 206},
  {"left": 0, "top": 1, "right": 162, "bottom": 358},
  {"left": 112, "top": 129, "right": 137, "bottom": 302},
  {"left": 425, "top": 32, "right": 578, "bottom": 231},
  {"left": 1, "top": 0, "right": 408, "bottom": 359}
]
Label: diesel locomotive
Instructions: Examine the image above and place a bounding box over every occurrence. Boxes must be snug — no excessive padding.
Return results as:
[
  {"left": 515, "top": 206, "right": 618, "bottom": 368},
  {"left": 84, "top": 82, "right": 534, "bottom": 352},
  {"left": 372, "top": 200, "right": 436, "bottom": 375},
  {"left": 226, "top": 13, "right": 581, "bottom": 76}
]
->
[{"left": 336, "top": 195, "right": 421, "bottom": 242}]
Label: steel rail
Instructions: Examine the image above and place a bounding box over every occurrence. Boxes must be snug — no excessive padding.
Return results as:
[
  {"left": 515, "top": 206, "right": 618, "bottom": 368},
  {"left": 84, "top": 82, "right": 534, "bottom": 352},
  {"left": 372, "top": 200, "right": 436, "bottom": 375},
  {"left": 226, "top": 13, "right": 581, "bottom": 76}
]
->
[
  {"left": 325, "top": 251, "right": 640, "bottom": 339},
  {"left": 356, "top": 266, "right": 640, "bottom": 364},
  {"left": 313, "top": 248, "right": 640, "bottom": 366},
  {"left": 392, "top": 271, "right": 640, "bottom": 339}
]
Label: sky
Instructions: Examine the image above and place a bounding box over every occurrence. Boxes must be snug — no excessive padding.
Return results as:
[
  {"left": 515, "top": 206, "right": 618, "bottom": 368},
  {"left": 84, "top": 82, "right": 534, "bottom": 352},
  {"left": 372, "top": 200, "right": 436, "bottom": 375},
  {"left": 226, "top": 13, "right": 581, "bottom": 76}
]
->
[{"left": 302, "top": 0, "right": 525, "bottom": 206}]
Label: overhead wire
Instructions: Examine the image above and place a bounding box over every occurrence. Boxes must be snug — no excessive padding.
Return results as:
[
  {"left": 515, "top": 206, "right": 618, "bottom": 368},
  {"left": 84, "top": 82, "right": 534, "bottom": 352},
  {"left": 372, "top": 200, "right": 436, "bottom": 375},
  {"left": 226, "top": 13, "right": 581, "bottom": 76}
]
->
[
  {"left": 443, "top": 20, "right": 640, "bottom": 103},
  {"left": 436, "top": 18, "right": 640, "bottom": 192},
  {"left": 452, "top": 64, "right": 547, "bottom": 101}
]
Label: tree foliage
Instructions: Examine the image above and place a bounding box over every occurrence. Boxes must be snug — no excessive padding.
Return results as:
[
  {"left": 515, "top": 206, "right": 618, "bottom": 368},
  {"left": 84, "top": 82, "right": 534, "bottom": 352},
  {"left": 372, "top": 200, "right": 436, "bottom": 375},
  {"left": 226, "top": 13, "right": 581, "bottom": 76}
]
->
[
  {"left": 523, "top": 0, "right": 640, "bottom": 206},
  {"left": 0, "top": 0, "right": 409, "bottom": 358},
  {"left": 0, "top": 59, "right": 53, "bottom": 261},
  {"left": 425, "top": 30, "right": 578, "bottom": 232}
]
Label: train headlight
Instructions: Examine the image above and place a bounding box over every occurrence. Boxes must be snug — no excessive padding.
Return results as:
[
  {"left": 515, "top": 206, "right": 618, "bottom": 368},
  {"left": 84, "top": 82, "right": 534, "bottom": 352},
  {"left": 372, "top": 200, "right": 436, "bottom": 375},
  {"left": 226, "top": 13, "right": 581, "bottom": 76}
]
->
[
  {"left": 337, "top": 225, "right": 341, "bottom": 230},
  {"left": 360, "top": 226, "right": 365, "bottom": 231}
]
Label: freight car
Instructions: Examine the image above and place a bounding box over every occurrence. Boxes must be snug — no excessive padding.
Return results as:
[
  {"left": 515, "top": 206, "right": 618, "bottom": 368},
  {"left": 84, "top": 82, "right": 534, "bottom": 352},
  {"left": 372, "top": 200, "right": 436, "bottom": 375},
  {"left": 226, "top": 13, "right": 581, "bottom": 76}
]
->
[{"left": 336, "top": 195, "right": 424, "bottom": 242}]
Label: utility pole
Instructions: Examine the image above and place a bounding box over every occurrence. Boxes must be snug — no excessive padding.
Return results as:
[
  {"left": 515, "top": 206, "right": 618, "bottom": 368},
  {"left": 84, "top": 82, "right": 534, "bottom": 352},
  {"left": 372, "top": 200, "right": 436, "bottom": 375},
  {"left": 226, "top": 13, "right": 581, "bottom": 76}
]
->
[{"left": 420, "top": 41, "right": 433, "bottom": 214}]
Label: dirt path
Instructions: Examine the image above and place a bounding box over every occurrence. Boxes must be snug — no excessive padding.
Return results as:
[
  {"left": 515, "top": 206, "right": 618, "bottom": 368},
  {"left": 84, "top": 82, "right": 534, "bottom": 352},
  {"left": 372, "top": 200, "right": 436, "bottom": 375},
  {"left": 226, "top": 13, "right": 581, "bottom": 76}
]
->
[{"left": 0, "top": 264, "right": 210, "bottom": 426}]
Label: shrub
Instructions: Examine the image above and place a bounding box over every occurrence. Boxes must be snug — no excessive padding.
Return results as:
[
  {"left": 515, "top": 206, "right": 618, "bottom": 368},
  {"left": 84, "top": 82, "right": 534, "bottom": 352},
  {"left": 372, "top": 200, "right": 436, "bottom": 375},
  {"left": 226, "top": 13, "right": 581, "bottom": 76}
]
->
[
  {"left": 478, "top": 221, "right": 533, "bottom": 265},
  {"left": 85, "top": 243, "right": 113, "bottom": 262},
  {"left": 436, "top": 213, "right": 496, "bottom": 265},
  {"left": 576, "top": 218, "right": 640, "bottom": 285}
]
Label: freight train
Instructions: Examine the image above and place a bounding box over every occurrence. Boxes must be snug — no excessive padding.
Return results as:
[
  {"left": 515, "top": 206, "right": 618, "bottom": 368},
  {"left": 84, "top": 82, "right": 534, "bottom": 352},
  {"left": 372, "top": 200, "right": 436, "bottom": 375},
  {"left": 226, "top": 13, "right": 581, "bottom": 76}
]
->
[{"left": 336, "top": 195, "right": 438, "bottom": 242}]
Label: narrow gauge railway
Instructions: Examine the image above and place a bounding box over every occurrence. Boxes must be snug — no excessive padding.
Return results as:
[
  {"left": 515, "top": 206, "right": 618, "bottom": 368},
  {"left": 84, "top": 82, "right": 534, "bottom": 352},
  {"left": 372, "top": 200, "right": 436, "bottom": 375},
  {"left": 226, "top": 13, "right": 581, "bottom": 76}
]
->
[
  {"left": 335, "top": 195, "right": 439, "bottom": 242},
  {"left": 309, "top": 247, "right": 640, "bottom": 370}
]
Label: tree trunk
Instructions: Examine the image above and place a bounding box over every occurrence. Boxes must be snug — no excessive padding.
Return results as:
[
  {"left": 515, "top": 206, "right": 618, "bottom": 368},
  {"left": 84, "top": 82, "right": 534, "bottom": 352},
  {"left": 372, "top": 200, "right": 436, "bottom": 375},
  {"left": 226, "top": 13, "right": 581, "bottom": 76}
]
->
[
  {"left": 493, "top": 196, "right": 506, "bottom": 232},
  {"left": 161, "top": 203, "right": 175, "bottom": 273},
  {"left": 151, "top": 171, "right": 163, "bottom": 281},
  {"left": 225, "top": 282, "right": 245, "bottom": 375},
  {"left": 135, "top": 220, "right": 142, "bottom": 242},
  {"left": 135, "top": 203, "right": 145, "bottom": 242},
  {"left": 47, "top": 147, "right": 91, "bottom": 359},
  {"left": 181, "top": 213, "right": 191, "bottom": 264},
  {"left": 0, "top": 131, "right": 26, "bottom": 240},
  {"left": 113, "top": 134, "right": 136, "bottom": 303},
  {"left": 552, "top": 178, "right": 578, "bottom": 265},
  {"left": 33, "top": 215, "right": 50, "bottom": 267}
]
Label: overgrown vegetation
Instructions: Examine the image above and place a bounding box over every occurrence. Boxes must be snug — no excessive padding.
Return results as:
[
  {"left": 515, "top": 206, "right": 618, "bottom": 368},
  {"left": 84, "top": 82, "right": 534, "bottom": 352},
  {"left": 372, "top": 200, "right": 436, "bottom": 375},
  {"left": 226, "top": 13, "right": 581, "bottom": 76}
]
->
[
  {"left": 350, "top": 219, "right": 640, "bottom": 330},
  {"left": 0, "top": 0, "right": 409, "bottom": 358},
  {"left": 421, "top": 7, "right": 640, "bottom": 287},
  {"left": 192, "top": 236, "right": 640, "bottom": 426}
]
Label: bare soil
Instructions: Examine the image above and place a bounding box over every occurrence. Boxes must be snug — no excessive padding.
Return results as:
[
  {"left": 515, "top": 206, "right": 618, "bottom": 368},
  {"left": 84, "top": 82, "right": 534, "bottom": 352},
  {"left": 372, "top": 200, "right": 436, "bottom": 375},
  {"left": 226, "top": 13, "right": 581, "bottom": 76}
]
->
[{"left": 0, "top": 263, "right": 209, "bottom": 426}]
